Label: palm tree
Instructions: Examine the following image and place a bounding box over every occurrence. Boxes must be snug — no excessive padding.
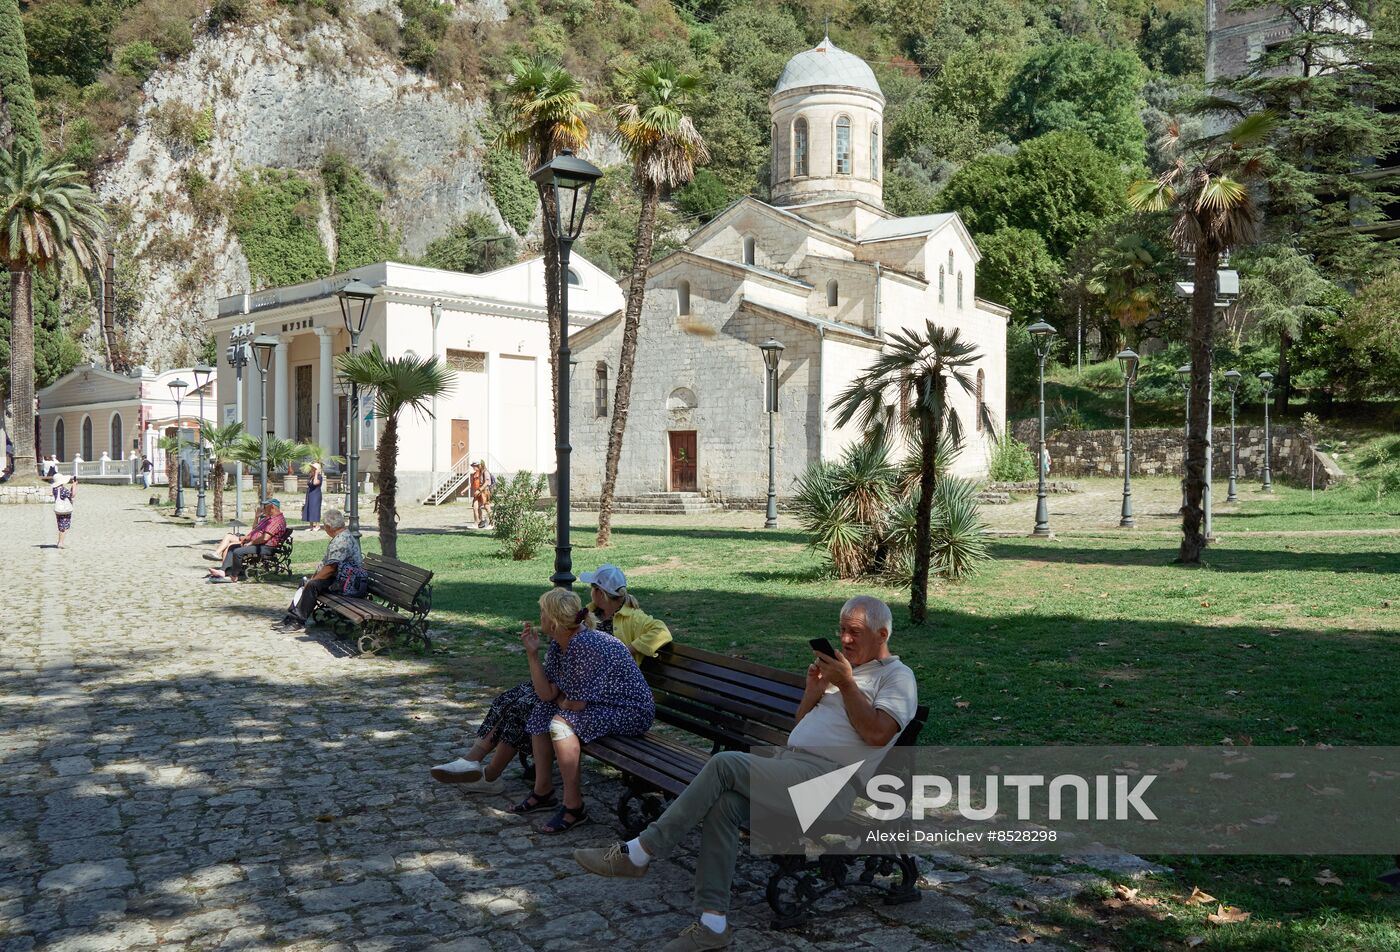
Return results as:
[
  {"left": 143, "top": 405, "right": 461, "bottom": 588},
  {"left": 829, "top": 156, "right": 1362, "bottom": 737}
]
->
[
  {"left": 1129, "top": 112, "right": 1273, "bottom": 564},
  {"left": 1, "top": 145, "right": 106, "bottom": 484},
  {"left": 830, "top": 324, "right": 992, "bottom": 625},
  {"left": 596, "top": 62, "right": 709, "bottom": 547},
  {"left": 232, "top": 436, "right": 310, "bottom": 493},
  {"left": 497, "top": 55, "right": 596, "bottom": 428},
  {"left": 198, "top": 421, "right": 252, "bottom": 523},
  {"left": 338, "top": 344, "right": 453, "bottom": 558},
  {"left": 156, "top": 433, "right": 180, "bottom": 503},
  {"left": 297, "top": 440, "right": 344, "bottom": 473}
]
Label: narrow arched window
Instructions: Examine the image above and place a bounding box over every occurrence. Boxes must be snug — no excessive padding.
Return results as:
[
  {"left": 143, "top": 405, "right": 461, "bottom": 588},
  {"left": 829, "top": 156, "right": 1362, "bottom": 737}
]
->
[
  {"left": 771, "top": 123, "right": 779, "bottom": 180},
  {"left": 81, "top": 415, "right": 93, "bottom": 459},
  {"left": 870, "top": 124, "right": 881, "bottom": 181},
  {"left": 677, "top": 280, "right": 691, "bottom": 316},
  {"left": 975, "top": 369, "right": 985, "bottom": 432},
  {"left": 948, "top": 250, "right": 954, "bottom": 277},
  {"left": 835, "top": 116, "right": 851, "bottom": 175},
  {"left": 938, "top": 266, "right": 945, "bottom": 304},
  {"left": 55, "top": 418, "right": 65, "bottom": 461},
  {"left": 566, "top": 268, "right": 581, "bottom": 286},
  {"left": 110, "top": 413, "right": 124, "bottom": 456},
  {"left": 793, "top": 118, "right": 808, "bottom": 177},
  {"left": 595, "top": 362, "right": 609, "bottom": 418},
  {"left": 743, "top": 237, "right": 756, "bottom": 265},
  {"left": 826, "top": 279, "right": 839, "bottom": 307},
  {"left": 957, "top": 271, "right": 964, "bottom": 309}
]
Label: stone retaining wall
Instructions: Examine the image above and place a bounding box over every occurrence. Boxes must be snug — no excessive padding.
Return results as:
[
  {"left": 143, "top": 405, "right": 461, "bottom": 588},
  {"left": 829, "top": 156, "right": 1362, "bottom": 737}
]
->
[
  {"left": 0, "top": 486, "right": 50, "bottom": 504},
  {"left": 1010, "top": 421, "right": 1345, "bottom": 489}
]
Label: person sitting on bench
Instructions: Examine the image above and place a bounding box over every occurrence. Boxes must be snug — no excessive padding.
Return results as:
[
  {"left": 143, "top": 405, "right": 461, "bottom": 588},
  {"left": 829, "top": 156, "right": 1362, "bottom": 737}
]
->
[
  {"left": 207, "top": 502, "right": 268, "bottom": 562},
  {"left": 508, "top": 587, "right": 655, "bottom": 835},
  {"left": 430, "top": 564, "right": 670, "bottom": 793},
  {"left": 272, "top": 509, "right": 360, "bottom": 632},
  {"left": 572, "top": 595, "right": 917, "bottom": 952},
  {"left": 208, "top": 499, "right": 286, "bottom": 583}
]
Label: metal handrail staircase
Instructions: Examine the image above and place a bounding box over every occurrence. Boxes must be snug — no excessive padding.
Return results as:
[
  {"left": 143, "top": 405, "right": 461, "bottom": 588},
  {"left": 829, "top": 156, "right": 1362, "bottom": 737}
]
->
[{"left": 424, "top": 455, "right": 472, "bottom": 506}]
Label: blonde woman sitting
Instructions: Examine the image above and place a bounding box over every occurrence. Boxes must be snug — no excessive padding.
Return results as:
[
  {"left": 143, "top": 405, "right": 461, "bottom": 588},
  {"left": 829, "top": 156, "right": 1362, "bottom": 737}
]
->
[
  {"left": 510, "top": 587, "right": 655, "bottom": 833},
  {"left": 431, "top": 565, "right": 670, "bottom": 793}
]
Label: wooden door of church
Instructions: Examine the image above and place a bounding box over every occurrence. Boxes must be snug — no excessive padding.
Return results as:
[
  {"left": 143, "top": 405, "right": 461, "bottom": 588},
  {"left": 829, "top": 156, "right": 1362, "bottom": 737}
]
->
[
  {"left": 294, "top": 365, "right": 313, "bottom": 442},
  {"left": 669, "top": 431, "right": 697, "bottom": 492},
  {"left": 451, "top": 420, "right": 470, "bottom": 468}
]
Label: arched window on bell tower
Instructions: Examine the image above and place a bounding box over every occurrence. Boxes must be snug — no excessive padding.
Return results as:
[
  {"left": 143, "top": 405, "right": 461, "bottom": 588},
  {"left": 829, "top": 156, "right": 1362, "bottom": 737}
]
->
[
  {"left": 792, "top": 117, "right": 808, "bottom": 177},
  {"left": 870, "top": 124, "right": 881, "bottom": 181},
  {"left": 835, "top": 116, "right": 852, "bottom": 175}
]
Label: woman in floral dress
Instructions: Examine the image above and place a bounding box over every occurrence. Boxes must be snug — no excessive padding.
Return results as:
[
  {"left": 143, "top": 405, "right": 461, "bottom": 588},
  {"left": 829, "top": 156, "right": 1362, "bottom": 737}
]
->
[
  {"left": 52, "top": 474, "right": 77, "bottom": 548},
  {"left": 510, "top": 587, "right": 655, "bottom": 833}
]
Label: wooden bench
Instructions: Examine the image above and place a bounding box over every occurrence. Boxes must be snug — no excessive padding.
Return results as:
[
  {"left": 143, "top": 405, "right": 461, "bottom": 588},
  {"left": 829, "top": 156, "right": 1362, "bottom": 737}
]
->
[
  {"left": 582, "top": 643, "right": 929, "bottom": 928},
  {"left": 242, "top": 528, "right": 294, "bottom": 581},
  {"left": 314, "top": 553, "right": 433, "bottom": 655}
]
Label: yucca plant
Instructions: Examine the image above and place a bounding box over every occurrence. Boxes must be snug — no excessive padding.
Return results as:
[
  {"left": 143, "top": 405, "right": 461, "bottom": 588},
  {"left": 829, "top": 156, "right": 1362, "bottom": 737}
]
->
[
  {"left": 791, "top": 460, "right": 870, "bottom": 579},
  {"left": 929, "top": 477, "right": 989, "bottom": 580}
]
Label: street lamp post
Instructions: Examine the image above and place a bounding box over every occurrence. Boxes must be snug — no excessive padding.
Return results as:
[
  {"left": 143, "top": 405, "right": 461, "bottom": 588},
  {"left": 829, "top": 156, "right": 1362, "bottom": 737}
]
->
[
  {"left": 338, "top": 278, "right": 377, "bottom": 537},
  {"left": 1224, "top": 369, "right": 1242, "bottom": 503},
  {"left": 1259, "top": 371, "right": 1274, "bottom": 492},
  {"left": 167, "top": 377, "right": 189, "bottom": 516},
  {"left": 251, "top": 335, "right": 279, "bottom": 502},
  {"left": 1117, "top": 348, "right": 1139, "bottom": 528},
  {"left": 530, "top": 149, "right": 603, "bottom": 588},
  {"left": 225, "top": 335, "right": 251, "bottom": 527},
  {"left": 1027, "top": 321, "right": 1056, "bottom": 538},
  {"left": 759, "top": 338, "right": 785, "bottom": 529},
  {"left": 192, "top": 364, "right": 213, "bottom": 524}
]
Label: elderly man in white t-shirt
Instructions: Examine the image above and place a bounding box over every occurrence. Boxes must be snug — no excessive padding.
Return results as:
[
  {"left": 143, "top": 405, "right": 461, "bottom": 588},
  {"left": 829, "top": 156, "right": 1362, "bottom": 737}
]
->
[{"left": 573, "top": 595, "right": 919, "bottom": 952}]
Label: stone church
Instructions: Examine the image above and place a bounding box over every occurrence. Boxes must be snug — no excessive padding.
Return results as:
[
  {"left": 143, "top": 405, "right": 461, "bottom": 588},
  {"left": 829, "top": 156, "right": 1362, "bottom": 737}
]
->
[{"left": 569, "top": 37, "right": 1010, "bottom": 505}]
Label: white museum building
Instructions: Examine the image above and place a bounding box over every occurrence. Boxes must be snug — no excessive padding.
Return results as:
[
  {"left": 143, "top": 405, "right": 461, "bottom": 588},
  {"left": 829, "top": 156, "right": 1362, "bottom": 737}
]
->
[
  {"left": 568, "top": 36, "right": 1009, "bottom": 504},
  {"left": 207, "top": 256, "right": 624, "bottom": 501}
]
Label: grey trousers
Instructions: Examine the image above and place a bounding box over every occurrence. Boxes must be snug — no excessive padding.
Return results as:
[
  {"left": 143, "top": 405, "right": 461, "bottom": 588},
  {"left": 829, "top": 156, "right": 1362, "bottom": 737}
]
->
[{"left": 637, "top": 749, "right": 835, "bottom": 914}]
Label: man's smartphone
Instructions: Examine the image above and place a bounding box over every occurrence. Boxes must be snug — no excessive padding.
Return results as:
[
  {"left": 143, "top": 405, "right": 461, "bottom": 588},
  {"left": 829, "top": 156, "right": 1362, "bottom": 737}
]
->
[{"left": 809, "top": 637, "right": 837, "bottom": 658}]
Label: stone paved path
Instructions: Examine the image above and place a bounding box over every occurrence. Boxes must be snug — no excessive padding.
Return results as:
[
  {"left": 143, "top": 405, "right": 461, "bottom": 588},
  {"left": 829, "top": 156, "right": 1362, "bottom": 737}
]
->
[{"left": 1, "top": 486, "right": 1152, "bottom": 952}]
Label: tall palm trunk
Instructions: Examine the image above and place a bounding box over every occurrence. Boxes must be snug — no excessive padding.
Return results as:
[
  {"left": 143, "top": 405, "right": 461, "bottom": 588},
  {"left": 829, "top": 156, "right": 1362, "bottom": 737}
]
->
[
  {"left": 1180, "top": 249, "right": 1217, "bottom": 564},
  {"left": 212, "top": 460, "right": 225, "bottom": 522},
  {"left": 912, "top": 410, "right": 940, "bottom": 625},
  {"left": 597, "top": 183, "right": 660, "bottom": 546},
  {"left": 376, "top": 415, "right": 400, "bottom": 558},
  {"left": 166, "top": 454, "right": 177, "bottom": 502},
  {"left": 539, "top": 186, "right": 561, "bottom": 430},
  {"left": 7, "top": 269, "right": 38, "bottom": 483}
]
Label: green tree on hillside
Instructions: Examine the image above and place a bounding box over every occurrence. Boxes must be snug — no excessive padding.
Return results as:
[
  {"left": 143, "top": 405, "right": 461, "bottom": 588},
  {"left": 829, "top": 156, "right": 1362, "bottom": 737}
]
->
[
  {"left": 0, "top": 0, "right": 41, "bottom": 152},
  {"left": 1130, "top": 112, "right": 1273, "bottom": 564},
  {"left": 1238, "top": 244, "right": 1341, "bottom": 410},
  {"left": 596, "top": 62, "right": 709, "bottom": 548},
  {"left": 1, "top": 146, "right": 105, "bottom": 484},
  {"left": 421, "top": 213, "right": 517, "bottom": 273},
  {"left": 497, "top": 55, "right": 596, "bottom": 428},
  {"left": 973, "top": 227, "right": 1062, "bottom": 318},
  {"left": 997, "top": 39, "right": 1149, "bottom": 164}
]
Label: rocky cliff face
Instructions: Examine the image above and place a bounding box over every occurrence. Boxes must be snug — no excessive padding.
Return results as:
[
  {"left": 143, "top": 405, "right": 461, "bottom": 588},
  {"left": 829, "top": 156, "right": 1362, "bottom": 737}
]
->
[{"left": 93, "top": 2, "right": 554, "bottom": 369}]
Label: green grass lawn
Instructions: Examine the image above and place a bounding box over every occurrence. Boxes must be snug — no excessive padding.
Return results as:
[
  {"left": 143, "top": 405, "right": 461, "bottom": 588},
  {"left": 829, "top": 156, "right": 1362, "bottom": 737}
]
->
[{"left": 286, "top": 486, "right": 1400, "bottom": 950}]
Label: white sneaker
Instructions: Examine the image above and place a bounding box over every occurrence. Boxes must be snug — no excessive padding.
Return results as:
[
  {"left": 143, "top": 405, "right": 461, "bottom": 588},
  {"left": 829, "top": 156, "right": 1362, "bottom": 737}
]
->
[
  {"left": 457, "top": 776, "right": 505, "bottom": 794},
  {"left": 431, "top": 758, "right": 483, "bottom": 784}
]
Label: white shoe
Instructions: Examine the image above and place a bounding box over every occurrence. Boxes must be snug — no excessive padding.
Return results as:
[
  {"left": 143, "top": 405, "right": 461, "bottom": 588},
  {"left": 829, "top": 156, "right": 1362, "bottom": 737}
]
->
[
  {"left": 457, "top": 776, "right": 505, "bottom": 794},
  {"left": 431, "top": 758, "right": 483, "bottom": 784}
]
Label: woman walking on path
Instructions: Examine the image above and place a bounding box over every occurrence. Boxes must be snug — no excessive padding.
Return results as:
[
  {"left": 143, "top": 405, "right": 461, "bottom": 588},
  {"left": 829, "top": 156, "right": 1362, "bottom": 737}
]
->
[
  {"left": 52, "top": 474, "right": 76, "bottom": 547},
  {"left": 302, "top": 463, "right": 324, "bottom": 530}
]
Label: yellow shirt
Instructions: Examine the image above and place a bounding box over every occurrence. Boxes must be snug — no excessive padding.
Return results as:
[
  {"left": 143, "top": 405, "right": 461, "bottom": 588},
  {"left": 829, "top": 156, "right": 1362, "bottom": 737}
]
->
[{"left": 593, "top": 603, "right": 673, "bottom": 664}]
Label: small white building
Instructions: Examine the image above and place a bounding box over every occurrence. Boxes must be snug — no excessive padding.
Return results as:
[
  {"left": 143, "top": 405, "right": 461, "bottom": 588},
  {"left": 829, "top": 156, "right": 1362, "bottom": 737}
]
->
[
  {"left": 36, "top": 364, "right": 215, "bottom": 481},
  {"left": 568, "top": 37, "right": 1009, "bottom": 504},
  {"left": 207, "top": 257, "right": 624, "bottom": 501}
]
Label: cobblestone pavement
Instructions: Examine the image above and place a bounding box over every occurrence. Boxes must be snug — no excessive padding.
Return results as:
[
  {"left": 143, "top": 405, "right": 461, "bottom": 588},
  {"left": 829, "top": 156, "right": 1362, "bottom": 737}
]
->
[{"left": 1, "top": 486, "right": 1158, "bottom": 952}]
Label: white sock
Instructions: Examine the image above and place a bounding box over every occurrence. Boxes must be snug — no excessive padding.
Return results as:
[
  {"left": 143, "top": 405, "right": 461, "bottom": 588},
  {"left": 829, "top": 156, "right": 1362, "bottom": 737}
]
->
[
  {"left": 624, "top": 838, "right": 650, "bottom": 867},
  {"left": 699, "top": 912, "right": 727, "bottom": 934}
]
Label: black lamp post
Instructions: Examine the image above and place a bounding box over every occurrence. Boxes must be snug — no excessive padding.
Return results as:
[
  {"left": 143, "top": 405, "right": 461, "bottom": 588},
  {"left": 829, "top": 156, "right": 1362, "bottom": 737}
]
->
[
  {"left": 338, "top": 278, "right": 376, "bottom": 537},
  {"left": 1027, "top": 320, "right": 1056, "bottom": 538},
  {"left": 759, "top": 338, "right": 784, "bottom": 529},
  {"left": 1259, "top": 371, "right": 1274, "bottom": 492},
  {"left": 251, "top": 335, "right": 279, "bottom": 502},
  {"left": 531, "top": 148, "right": 603, "bottom": 588},
  {"left": 1177, "top": 363, "right": 1191, "bottom": 511},
  {"left": 334, "top": 372, "right": 352, "bottom": 509},
  {"left": 1224, "top": 369, "right": 1242, "bottom": 503},
  {"left": 1117, "top": 348, "right": 1139, "bottom": 528},
  {"left": 167, "top": 377, "right": 189, "bottom": 516},
  {"left": 225, "top": 339, "right": 250, "bottom": 527},
  {"left": 192, "top": 364, "right": 213, "bottom": 524}
]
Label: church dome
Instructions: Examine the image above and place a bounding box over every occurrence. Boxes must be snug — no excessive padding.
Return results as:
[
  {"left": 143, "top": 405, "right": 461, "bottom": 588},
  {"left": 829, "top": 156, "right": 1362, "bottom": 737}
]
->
[{"left": 774, "top": 36, "right": 883, "bottom": 97}]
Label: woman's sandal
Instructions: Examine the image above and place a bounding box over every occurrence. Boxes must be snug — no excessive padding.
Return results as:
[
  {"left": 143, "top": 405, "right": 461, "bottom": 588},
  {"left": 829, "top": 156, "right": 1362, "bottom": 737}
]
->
[
  {"left": 539, "top": 803, "right": 589, "bottom": 834},
  {"left": 508, "top": 791, "right": 558, "bottom": 815}
]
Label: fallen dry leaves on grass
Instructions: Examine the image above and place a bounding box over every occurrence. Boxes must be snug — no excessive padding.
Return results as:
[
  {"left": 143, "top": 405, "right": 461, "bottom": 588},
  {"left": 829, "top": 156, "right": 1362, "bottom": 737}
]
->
[
  {"left": 1184, "top": 886, "right": 1216, "bottom": 906},
  {"left": 1315, "top": 868, "right": 1344, "bottom": 886},
  {"left": 1206, "top": 904, "right": 1251, "bottom": 925}
]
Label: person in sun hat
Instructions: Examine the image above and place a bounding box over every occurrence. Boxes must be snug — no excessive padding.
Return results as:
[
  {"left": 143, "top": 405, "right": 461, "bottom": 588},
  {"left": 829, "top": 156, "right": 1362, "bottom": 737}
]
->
[
  {"left": 208, "top": 498, "right": 287, "bottom": 583},
  {"left": 428, "top": 563, "right": 672, "bottom": 794}
]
